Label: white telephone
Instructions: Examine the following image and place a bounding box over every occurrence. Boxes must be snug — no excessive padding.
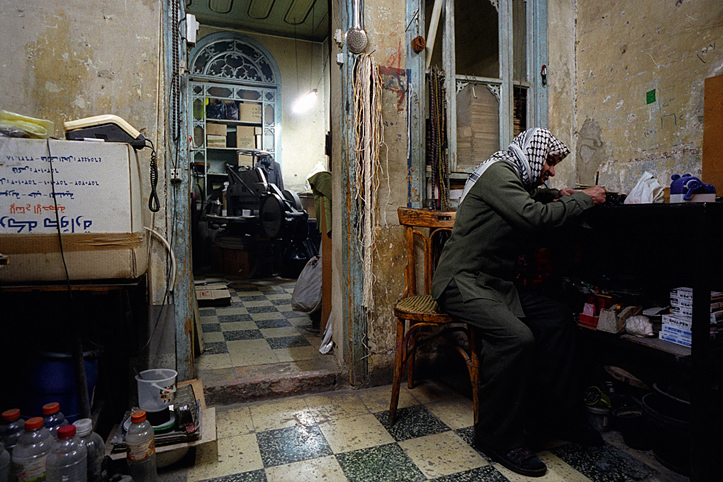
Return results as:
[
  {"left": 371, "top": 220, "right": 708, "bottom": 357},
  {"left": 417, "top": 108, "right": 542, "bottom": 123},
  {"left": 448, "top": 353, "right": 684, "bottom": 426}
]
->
[{"left": 64, "top": 114, "right": 146, "bottom": 149}]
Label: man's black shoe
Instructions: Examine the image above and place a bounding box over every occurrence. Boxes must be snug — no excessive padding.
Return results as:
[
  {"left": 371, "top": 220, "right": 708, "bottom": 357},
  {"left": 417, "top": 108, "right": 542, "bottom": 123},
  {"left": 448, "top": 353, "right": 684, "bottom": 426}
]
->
[{"left": 475, "top": 440, "right": 547, "bottom": 477}]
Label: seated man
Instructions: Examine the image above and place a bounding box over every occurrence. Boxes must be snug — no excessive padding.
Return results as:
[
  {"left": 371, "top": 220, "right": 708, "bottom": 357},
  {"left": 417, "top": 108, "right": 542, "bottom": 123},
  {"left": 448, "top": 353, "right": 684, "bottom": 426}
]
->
[{"left": 431, "top": 128, "right": 606, "bottom": 477}]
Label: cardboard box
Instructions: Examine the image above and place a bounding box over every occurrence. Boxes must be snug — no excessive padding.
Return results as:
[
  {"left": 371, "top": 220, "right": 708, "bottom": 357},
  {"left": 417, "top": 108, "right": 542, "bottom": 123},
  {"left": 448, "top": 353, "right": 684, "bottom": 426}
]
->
[
  {"left": 206, "top": 134, "right": 226, "bottom": 148},
  {"left": 195, "top": 288, "right": 231, "bottom": 307},
  {"left": 211, "top": 246, "right": 251, "bottom": 277},
  {"left": 236, "top": 126, "right": 257, "bottom": 149},
  {"left": 238, "top": 102, "right": 262, "bottom": 123},
  {"left": 237, "top": 153, "right": 254, "bottom": 167},
  {"left": 206, "top": 123, "right": 227, "bottom": 137},
  {"left": 0, "top": 138, "right": 148, "bottom": 283}
]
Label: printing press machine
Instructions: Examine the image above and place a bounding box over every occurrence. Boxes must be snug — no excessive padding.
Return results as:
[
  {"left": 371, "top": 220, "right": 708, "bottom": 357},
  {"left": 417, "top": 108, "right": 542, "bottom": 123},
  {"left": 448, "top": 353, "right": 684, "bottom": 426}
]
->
[{"left": 203, "top": 164, "right": 317, "bottom": 278}]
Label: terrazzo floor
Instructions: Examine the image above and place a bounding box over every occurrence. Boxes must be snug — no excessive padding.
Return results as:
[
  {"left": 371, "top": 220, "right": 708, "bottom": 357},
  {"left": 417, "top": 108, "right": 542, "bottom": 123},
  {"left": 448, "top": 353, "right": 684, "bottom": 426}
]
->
[
  {"left": 194, "top": 276, "right": 325, "bottom": 372},
  {"left": 156, "top": 380, "right": 686, "bottom": 482},
  {"left": 171, "top": 277, "right": 687, "bottom": 481}
]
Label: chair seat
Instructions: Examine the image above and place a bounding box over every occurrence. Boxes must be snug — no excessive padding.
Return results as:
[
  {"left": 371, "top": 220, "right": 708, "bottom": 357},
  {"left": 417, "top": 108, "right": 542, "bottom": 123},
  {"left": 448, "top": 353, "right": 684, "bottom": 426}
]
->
[{"left": 394, "top": 294, "right": 453, "bottom": 322}]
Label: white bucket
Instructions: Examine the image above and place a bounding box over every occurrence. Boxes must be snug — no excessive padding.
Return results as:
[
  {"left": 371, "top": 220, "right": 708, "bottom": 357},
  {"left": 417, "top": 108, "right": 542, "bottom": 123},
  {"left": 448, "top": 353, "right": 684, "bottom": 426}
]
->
[{"left": 135, "top": 369, "right": 177, "bottom": 412}]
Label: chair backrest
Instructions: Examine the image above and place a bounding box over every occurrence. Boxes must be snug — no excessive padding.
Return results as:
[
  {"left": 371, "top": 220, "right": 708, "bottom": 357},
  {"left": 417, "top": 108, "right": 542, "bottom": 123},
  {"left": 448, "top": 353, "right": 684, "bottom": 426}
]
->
[{"left": 397, "top": 207, "right": 456, "bottom": 298}]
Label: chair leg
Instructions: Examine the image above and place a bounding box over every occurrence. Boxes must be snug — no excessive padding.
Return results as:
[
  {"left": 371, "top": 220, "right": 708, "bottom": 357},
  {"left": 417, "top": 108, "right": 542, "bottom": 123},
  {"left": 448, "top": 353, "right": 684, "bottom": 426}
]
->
[
  {"left": 406, "top": 322, "right": 416, "bottom": 389},
  {"left": 388, "top": 317, "right": 406, "bottom": 425},
  {"left": 468, "top": 327, "right": 481, "bottom": 428}
]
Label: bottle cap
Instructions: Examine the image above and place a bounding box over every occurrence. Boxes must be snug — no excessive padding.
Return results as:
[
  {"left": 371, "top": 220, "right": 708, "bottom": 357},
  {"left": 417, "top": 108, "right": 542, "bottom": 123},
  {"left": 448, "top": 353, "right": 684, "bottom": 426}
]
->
[
  {"left": 25, "top": 417, "right": 44, "bottom": 431},
  {"left": 73, "top": 418, "right": 93, "bottom": 436},
  {"left": 58, "top": 424, "right": 76, "bottom": 439},
  {"left": 42, "top": 402, "right": 60, "bottom": 415},
  {"left": 1, "top": 408, "right": 20, "bottom": 421},
  {"left": 130, "top": 410, "right": 147, "bottom": 424}
]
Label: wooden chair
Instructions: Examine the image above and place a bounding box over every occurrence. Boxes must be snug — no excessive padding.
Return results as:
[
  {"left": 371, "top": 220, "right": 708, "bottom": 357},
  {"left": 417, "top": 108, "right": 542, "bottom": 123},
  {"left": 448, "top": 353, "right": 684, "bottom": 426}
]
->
[{"left": 388, "top": 207, "right": 480, "bottom": 425}]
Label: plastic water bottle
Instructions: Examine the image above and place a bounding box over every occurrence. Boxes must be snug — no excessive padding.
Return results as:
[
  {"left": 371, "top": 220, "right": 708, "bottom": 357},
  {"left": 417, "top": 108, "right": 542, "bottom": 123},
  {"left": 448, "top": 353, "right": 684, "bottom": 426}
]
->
[
  {"left": 46, "top": 424, "right": 87, "bottom": 482},
  {"left": 73, "top": 419, "right": 104, "bottom": 482},
  {"left": 0, "top": 441, "right": 10, "bottom": 482},
  {"left": 126, "top": 411, "right": 157, "bottom": 482},
  {"left": 0, "top": 409, "right": 25, "bottom": 454},
  {"left": 42, "top": 403, "right": 69, "bottom": 439},
  {"left": 11, "top": 417, "right": 53, "bottom": 482}
]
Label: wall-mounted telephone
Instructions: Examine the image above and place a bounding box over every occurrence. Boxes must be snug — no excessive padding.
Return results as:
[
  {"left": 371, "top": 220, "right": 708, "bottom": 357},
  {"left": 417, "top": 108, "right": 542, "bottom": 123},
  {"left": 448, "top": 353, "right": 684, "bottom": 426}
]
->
[
  {"left": 64, "top": 114, "right": 146, "bottom": 149},
  {"left": 65, "top": 115, "right": 159, "bottom": 212}
]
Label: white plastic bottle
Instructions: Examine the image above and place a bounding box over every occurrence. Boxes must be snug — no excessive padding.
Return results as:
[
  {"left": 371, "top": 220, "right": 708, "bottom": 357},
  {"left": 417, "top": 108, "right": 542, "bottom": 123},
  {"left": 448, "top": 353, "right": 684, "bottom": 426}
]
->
[
  {"left": 46, "top": 424, "right": 87, "bottom": 482},
  {"left": 11, "top": 417, "right": 53, "bottom": 482},
  {"left": 42, "top": 403, "right": 69, "bottom": 439},
  {"left": 0, "top": 409, "right": 25, "bottom": 454},
  {"left": 0, "top": 441, "right": 10, "bottom": 482},
  {"left": 126, "top": 411, "right": 157, "bottom": 482},
  {"left": 73, "top": 419, "right": 104, "bottom": 482}
]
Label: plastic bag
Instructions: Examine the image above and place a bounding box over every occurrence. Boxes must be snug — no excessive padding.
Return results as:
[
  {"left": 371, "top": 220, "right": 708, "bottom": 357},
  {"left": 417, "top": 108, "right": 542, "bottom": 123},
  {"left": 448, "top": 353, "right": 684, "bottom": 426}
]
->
[
  {"left": 624, "top": 171, "right": 664, "bottom": 204},
  {"left": 291, "top": 255, "right": 322, "bottom": 313},
  {"left": 625, "top": 315, "right": 654, "bottom": 337},
  {"left": 0, "top": 110, "right": 55, "bottom": 138}
]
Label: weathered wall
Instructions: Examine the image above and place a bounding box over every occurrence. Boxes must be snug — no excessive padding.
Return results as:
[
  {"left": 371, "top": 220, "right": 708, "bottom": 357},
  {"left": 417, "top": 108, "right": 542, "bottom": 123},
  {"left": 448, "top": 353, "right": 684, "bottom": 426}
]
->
[
  {"left": 198, "top": 26, "right": 330, "bottom": 194},
  {"left": 572, "top": 0, "right": 723, "bottom": 193},
  {"left": 0, "top": 3, "right": 161, "bottom": 136},
  {"left": 358, "top": 0, "right": 412, "bottom": 384},
  {"left": 0, "top": 1, "right": 168, "bottom": 297},
  {"left": 547, "top": 0, "right": 578, "bottom": 189},
  {"left": 0, "top": 1, "right": 174, "bottom": 369}
]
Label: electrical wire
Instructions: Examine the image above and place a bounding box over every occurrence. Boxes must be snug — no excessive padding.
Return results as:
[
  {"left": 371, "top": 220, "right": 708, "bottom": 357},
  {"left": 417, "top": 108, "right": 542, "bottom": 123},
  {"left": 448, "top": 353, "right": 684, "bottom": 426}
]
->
[
  {"left": 45, "top": 138, "right": 91, "bottom": 419},
  {"left": 145, "top": 227, "right": 176, "bottom": 292},
  {"left": 145, "top": 138, "right": 160, "bottom": 212}
]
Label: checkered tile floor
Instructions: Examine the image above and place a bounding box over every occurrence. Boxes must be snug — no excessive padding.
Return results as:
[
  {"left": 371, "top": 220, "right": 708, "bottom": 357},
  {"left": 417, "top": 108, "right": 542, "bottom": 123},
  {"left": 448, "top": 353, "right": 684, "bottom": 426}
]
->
[
  {"left": 173, "top": 277, "right": 684, "bottom": 481},
  {"left": 194, "top": 277, "right": 323, "bottom": 371},
  {"left": 157, "top": 381, "right": 684, "bottom": 482}
]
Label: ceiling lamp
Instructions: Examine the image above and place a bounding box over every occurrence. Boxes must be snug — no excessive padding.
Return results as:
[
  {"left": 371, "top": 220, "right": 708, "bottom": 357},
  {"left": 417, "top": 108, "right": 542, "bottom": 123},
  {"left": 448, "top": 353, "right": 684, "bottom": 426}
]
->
[{"left": 293, "top": 89, "right": 318, "bottom": 114}]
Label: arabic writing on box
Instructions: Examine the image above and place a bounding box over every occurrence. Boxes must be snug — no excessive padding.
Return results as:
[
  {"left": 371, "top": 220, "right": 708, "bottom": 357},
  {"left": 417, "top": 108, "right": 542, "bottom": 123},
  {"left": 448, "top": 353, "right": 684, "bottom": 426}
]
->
[
  {"left": 1, "top": 152, "right": 104, "bottom": 234},
  {"left": 0, "top": 215, "right": 93, "bottom": 234}
]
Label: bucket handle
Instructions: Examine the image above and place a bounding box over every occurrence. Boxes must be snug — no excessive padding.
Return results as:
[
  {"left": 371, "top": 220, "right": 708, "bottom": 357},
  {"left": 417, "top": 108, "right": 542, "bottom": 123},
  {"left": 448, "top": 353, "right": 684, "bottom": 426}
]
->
[{"left": 150, "top": 383, "right": 176, "bottom": 395}]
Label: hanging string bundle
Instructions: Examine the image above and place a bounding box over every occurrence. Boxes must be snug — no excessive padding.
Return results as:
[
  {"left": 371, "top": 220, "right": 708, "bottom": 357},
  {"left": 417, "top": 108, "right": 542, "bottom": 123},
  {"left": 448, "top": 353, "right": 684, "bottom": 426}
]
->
[
  {"left": 428, "top": 67, "right": 449, "bottom": 210},
  {"left": 353, "top": 53, "right": 385, "bottom": 312}
]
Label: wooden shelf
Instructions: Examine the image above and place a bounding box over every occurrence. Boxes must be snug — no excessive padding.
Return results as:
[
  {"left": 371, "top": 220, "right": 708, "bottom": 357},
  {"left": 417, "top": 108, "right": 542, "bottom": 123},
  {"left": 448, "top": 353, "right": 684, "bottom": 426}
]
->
[
  {"left": 204, "top": 118, "right": 261, "bottom": 126},
  {"left": 577, "top": 323, "right": 691, "bottom": 357}
]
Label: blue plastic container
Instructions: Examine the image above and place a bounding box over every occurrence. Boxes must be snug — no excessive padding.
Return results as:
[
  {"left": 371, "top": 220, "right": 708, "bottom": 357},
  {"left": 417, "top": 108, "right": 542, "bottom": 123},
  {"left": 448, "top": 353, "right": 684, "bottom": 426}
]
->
[{"left": 23, "top": 351, "right": 99, "bottom": 423}]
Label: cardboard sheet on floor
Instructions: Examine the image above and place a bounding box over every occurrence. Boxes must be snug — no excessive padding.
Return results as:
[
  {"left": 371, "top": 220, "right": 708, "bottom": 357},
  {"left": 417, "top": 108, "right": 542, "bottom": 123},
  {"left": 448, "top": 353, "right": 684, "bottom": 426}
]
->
[{"left": 195, "top": 286, "right": 231, "bottom": 306}]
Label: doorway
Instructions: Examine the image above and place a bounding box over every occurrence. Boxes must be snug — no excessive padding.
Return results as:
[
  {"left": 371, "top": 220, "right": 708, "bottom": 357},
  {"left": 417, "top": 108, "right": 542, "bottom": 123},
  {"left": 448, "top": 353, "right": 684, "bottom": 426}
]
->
[{"left": 184, "top": 16, "right": 337, "bottom": 399}]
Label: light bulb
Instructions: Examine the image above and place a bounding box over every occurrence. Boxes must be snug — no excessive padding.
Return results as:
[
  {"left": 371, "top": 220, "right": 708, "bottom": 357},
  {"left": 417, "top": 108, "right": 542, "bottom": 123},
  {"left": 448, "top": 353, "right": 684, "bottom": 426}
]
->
[{"left": 292, "top": 89, "right": 318, "bottom": 114}]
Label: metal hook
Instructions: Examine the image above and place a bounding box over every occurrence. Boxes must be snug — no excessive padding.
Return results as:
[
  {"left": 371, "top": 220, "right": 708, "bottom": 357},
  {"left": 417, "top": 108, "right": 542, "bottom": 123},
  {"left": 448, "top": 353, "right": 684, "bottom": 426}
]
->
[{"left": 540, "top": 64, "right": 548, "bottom": 86}]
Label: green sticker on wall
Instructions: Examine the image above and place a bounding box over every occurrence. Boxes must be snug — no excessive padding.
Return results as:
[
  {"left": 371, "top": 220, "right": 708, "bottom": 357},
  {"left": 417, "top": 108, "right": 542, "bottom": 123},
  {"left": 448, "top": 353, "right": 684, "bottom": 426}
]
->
[{"left": 646, "top": 89, "right": 656, "bottom": 104}]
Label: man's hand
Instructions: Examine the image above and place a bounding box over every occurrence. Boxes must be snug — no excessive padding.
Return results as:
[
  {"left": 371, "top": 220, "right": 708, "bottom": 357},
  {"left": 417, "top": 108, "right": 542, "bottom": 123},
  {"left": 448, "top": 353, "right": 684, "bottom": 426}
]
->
[
  {"left": 582, "top": 185, "right": 607, "bottom": 205},
  {"left": 557, "top": 188, "right": 576, "bottom": 197}
]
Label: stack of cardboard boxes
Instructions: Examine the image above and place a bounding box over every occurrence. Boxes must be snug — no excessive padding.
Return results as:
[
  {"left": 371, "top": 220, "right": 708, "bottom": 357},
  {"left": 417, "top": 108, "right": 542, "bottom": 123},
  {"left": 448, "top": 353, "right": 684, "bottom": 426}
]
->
[{"left": 660, "top": 287, "right": 723, "bottom": 347}]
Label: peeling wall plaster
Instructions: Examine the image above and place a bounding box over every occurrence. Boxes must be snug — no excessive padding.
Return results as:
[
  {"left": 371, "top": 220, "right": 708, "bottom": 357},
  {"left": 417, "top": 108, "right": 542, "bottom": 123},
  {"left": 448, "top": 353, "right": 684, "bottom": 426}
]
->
[
  {"left": 357, "top": 0, "right": 411, "bottom": 378},
  {"left": 573, "top": 0, "right": 723, "bottom": 194},
  {"left": 0, "top": 3, "right": 160, "bottom": 140}
]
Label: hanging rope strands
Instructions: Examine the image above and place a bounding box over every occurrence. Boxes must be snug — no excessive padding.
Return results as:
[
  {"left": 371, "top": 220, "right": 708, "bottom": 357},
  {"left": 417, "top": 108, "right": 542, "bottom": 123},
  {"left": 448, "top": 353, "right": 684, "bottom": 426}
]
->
[
  {"left": 353, "top": 53, "right": 385, "bottom": 312},
  {"left": 428, "top": 67, "right": 449, "bottom": 210}
]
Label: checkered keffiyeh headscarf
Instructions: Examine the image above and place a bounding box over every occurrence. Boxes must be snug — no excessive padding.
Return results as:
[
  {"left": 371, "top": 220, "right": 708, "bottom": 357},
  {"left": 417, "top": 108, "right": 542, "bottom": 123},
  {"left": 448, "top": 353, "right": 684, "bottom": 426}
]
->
[{"left": 459, "top": 128, "right": 570, "bottom": 203}]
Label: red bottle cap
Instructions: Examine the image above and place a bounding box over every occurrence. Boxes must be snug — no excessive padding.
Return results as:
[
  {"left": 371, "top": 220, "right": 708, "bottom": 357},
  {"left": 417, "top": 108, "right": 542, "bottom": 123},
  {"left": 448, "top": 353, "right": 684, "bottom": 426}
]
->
[
  {"left": 2, "top": 408, "right": 20, "bottom": 421},
  {"left": 58, "top": 424, "right": 76, "bottom": 439},
  {"left": 42, "top": 402, "right": 60, "bottom": 415},
  {"left": 130, "top": 410, "right": 147, "bottom": 423},
  {"left": 25, "top": 417, "right": 44, "bottom": 430}
]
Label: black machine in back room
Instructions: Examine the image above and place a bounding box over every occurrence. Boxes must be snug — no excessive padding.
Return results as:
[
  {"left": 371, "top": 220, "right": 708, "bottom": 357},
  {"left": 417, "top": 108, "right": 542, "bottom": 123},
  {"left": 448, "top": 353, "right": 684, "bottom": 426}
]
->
[{"left": 202, "top": 152, "right": 318, "bottom": 279}]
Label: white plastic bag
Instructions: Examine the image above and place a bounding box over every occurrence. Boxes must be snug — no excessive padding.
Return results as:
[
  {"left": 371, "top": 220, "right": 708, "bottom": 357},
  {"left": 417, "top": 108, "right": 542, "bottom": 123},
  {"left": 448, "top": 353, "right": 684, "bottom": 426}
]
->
[
  {"left": 625, "top": 315, "right": 654, "bottom": 337},
  {"left": 291, "top": 255, "right": 322, "bottom": 313},
  {"left": 624, "top": 171, "right": 664, "bottom": 204}
]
